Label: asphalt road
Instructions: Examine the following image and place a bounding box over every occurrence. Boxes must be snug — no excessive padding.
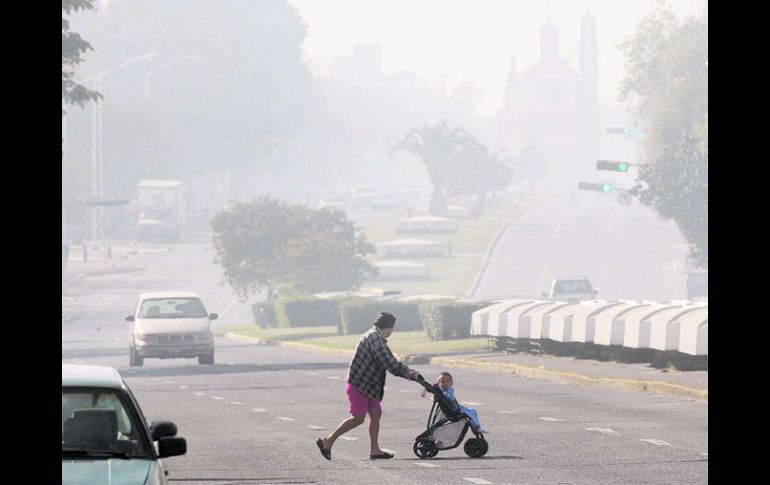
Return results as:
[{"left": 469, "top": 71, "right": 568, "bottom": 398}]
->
[
  {"left": 62, "top": 237, "right": 707, "bottom": 484},
  {"left": 473, "top": 192, "right": 690, "bottom": 302}
]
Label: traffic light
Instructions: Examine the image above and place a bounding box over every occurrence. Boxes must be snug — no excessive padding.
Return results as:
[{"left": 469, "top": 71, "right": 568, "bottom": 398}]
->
[
  {"left": 578, "top": 182, "right": 612, "bottom": 193},
  {"left": 596, "top": 159, "right": 629, "bottom": 172}
]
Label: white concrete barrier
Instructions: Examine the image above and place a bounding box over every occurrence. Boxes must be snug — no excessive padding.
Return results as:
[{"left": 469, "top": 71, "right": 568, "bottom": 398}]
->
[
  {"left": 471, "top": 300, "right": 534, "bottom": 337},
  {"left": 676, "top": 307, "right": 708, "bottom": 355},
  {"left": 570, "top": 301, "right": 625, "bottom": 343},
  {"left": 499, "top": 301, "right": 552, "bottom": 338},
  {"left": 542, "top": 302, "right": 582, "bottom": 342},
  {"left": 592, "top": 301, "right": 651, "bottom": 346},
  {"left": 520, "top": 301, "right": 564, "bottom": 339},
  {"left": 470, "top": 299, "right": 708, "bottom": 355},
  {"left": 647, "top": 303, "right": 703, "bottom": 351}
]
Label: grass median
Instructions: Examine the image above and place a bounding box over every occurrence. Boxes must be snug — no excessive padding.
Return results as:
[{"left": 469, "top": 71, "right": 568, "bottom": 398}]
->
[
  {"left": 217, "top": 323, "right": 490, "bottom": 355},
  {"left": 363, "top": 195, "right": 551, "bottom": 296}
]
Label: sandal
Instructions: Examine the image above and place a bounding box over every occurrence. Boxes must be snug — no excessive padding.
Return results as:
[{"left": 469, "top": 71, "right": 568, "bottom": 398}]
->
[
  {"left": 316, "top": 438, "right": 331, "bottom": 460},
  {"left": 370, "top": 452, "right": 394, "bottom": 459}
]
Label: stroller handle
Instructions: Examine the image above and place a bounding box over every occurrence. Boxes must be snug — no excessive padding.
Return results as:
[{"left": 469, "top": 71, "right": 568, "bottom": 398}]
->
[{"left": 414, "top": 373, "right": 441, "bottom": 393}]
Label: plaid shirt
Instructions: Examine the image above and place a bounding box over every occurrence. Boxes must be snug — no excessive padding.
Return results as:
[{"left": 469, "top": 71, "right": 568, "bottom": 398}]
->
[{"left": 346, "top": 326, "right": 411, "bottom": 401}]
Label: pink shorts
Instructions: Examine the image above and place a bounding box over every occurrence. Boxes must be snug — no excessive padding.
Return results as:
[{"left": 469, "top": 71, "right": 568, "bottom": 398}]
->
[{"left": 346, "top": 381, "right": 381, "bottom": 416}]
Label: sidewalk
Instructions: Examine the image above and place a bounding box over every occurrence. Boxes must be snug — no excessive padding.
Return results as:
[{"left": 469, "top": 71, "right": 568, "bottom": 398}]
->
[
  {"left": 61, "top": 242, "right": 158, "bottom": 289},
  {"left": 225, "top": 333, "right": 707, "bottom": 401}
]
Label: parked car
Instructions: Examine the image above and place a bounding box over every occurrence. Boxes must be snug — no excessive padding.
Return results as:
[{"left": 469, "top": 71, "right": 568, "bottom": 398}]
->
[
  {"left": 126, "top": 291, "right": 217, "bottom": 366},
  {"left": 544, "top": 276, "right": 598, "bottom": 301},
  {"left": 62, "top": 364, "right": 186, "bottom": 485}
]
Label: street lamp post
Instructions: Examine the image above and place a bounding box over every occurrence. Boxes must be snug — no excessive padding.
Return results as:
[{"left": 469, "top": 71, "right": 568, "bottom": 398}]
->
[
  {"left": 82, "top": 53, "right": 156, "bottom": 241},
  {"left": 145, "top": 55, "right": 200, "bottom": 100}
]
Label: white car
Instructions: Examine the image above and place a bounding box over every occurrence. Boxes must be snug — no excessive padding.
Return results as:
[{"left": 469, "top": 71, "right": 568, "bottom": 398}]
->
[
  {"left": 544, "top": 276, "right": 598, "bottom": 301},
  {"left": 126, "top": 291, "right": 217, "bottom": 366},
  {"left": 62, "top": 364, "right": 186, "bottom": 485}
]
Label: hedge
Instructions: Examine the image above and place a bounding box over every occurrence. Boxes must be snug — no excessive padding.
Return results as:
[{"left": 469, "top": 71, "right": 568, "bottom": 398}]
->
[
  {"left": 419, "top": 301, "right": 490, "bottom": 340},
  {"left": 273, "top": 296, "right": 346, "bottom": 328},
  {"left": 338, "top": 299, "right": 424, "bottom": 335}
]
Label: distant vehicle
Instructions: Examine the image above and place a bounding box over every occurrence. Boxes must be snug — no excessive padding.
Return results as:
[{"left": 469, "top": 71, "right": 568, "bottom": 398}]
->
[
  {"left": 351, "top": 186, "right": 376, "bottom": 208},
  {"left": 62, "top": 364, "right": 186, "bottom": 485},
  {"left": 136, "top": 180, "right": 186, "bottom": 242},
  {"left": 686, "top": 272, "right": 708, "bottom": 300},
  {"left": 544, "top": 276, "right": 598, "bottom": 301},
  {"left": 126, "top": 291, "right": 217, "bottom": 366}
]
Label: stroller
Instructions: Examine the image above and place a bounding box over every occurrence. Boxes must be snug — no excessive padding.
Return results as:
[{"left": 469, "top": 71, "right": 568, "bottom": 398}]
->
[{"left": 412, "top": 374, "right": 488, "bottom": 459}]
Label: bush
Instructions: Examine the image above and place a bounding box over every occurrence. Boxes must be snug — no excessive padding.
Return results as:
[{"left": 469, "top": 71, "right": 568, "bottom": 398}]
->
[
  {"left": 338, "top": 299, "right": 424, "bottom": 335},
  {"left": 252, "top": 302, "right": 276, "bottom": 328},
  {"left": 273, "top": 296, "right": 346, "bottom": 328},
  {"left": 419, "top": 301, "right": 490, "bottom": 340}
]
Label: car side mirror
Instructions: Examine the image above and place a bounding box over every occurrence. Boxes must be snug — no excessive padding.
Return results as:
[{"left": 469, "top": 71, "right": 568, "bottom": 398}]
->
[
  {"left": 150, "top": 420, "right": 178, "bottom": 440},
  {"left": 125, "top": 315, "right": 135, "bottom": 322},
  {"left": 209, "top": 313, "right": 218, "bottom": 320},
  {"left": 157, "top": 437, "right": 186, "bottom": 458}
]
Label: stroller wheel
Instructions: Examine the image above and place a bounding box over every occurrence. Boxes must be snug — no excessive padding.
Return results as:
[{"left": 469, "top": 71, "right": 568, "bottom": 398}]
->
[
  {"left": 413, "top": 439, "right": 438, "bottom": 459},
  {"left": 463, "top": 437, "right": 488, "bottom": 458}
]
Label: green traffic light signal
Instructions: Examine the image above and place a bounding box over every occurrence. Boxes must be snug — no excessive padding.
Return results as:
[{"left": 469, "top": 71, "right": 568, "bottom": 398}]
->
[
  {"left": 578, "top": 182, "right": 613, "bottom": 193},
  {"left": 596, "top": 159, "right": 630, "bottom": 172}
]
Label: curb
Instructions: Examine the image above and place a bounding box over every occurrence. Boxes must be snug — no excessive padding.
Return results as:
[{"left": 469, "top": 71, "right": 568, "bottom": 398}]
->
[
  {"left": 62, "top": 266, "right": 145, "bottom": 290},
  {"left": 470, "top": 195, "right": 558, "bottom": 297},
  {"left": 224, "top": 333, "right": 354, "bottom": 359},
  {"left": 223, "top": 333, "right": 707, "bottom": 401},
  {"left": 429, "top": 356, "right": 708, "bottom": 401}
]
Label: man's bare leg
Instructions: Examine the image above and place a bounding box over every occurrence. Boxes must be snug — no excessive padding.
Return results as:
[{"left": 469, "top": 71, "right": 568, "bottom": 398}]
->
[{"left": 322, "top": 415, "right": 365, "bottom": 450}]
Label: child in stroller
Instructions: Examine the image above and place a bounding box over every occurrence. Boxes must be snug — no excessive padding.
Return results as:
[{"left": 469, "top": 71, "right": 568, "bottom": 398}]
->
[{"left": 413, "top": 372, "right": 489, "bottom": 459}]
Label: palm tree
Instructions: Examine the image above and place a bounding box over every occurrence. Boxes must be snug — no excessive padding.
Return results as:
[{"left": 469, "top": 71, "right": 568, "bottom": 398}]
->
[
  {"left": 446, "top": 146, "right": 514, "bottom": 218},
  {"left": 390, "top": 120, "right": 481, "bottom": 216}
]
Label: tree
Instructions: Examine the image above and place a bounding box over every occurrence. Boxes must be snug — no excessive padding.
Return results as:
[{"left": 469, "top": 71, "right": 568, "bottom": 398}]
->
[
  {"left": 619, "top": 2, "right": 708, "bottom": 268},
  {"left": 211, "top": 197, "right": 376, "bottom": 299},
  {"left": 391, "top": 120, "right": 481, "bottom": 216},
  {"left": 513, "top": 135, "right": 546, "bottom": 195},
  {"left": 62, "top": 0, "right": 100, "bottom": 115},
  {"left": 445, "top": 145, "right": 514, "bottom": 218}
]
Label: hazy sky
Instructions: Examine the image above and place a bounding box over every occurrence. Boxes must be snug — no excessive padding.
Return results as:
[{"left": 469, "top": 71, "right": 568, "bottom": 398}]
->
[{"left": 288, "top": 0, "right": 704, "bottom": 116}]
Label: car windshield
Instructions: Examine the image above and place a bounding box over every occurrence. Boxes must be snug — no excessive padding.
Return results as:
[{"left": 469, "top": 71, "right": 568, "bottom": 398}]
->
[
  {"left": 62, "top": 387, "right": 152, "bottom": 459},
  {"left": 138, "top": 297, "right": 208, "bottom": 318},
  {"left": 554, "top": 280, "right": 592, "bottom": 294}
]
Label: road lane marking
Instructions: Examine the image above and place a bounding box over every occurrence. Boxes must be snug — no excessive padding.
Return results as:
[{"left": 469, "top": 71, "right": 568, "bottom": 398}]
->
[
  {"left": 326, "top": 376, "right": 341, "bottom": 380},
  {"left": 230, "top": 401, "right": 245, "bottom": 405},
  {"left": 178, "top": 385, "right": 188, "bottom": 389},
  {"left": 416, "top": 463, "right": 440, "bottom": 468},
  {"left": 164, "top": 381, "right": 176, "bottom": 384},
  {"left": 219, "top": 300, "right": 237, "bottom": 319},
  {"left": 308, "top": 425, "right": 324, "bottom": 430},
  {"left": 276, "top": 416, "right": 295, "bottom": 421},
  {"left": 463, "top": 402, "right": 483, "bottom": 406},
  {"left": 211, "top": 396, "right": 226, "bottom": 400},
  {"left": 340, "top": 436, "right": 358, "bottom": 441},
  {"left": 641, "top": 439, "right": 672, "bottom": 446},
  {"left": 498, "top": 410, "right": 515, "bottom": 414},
  {"left": 194, "top": 392, "right": 206, "bottom": 396},
  {"left": 540, "top": 417, "right": 564, "bottom": 422},
  {"left": 586, "top": 427, "right": 618, "bottom": 434},
  {"left": 463, "top": 478, "right": 493, "bottom": 484},
  {"left": 252, "top": 408, "right": 267, "bottom": 413}
]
